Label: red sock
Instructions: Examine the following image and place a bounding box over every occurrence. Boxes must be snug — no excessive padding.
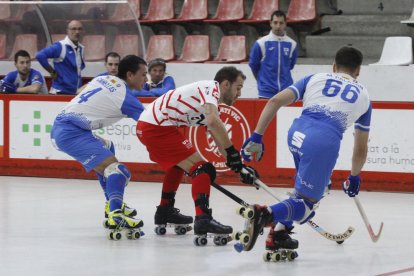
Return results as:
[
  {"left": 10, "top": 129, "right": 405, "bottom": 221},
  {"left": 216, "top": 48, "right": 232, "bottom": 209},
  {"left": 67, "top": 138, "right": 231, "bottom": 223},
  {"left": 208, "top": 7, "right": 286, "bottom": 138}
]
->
[
  {"left": 160, "top": 166, "right": 184, "bottom": 206},
  {"left": 189, "top": 162, "right": 211, "bottom": 216}
]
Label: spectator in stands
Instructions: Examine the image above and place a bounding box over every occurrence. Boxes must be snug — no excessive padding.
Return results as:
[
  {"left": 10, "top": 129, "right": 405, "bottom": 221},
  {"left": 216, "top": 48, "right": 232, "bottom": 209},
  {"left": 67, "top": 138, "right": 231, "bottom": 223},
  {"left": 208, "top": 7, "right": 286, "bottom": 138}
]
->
[
  {"left": 0, "top": 50, "right": 48, "bottom": 94},
  {"left": 133, "top": 58, "right": 175, "bottom": 97},
  {"left": 97, "top": 52, "right": 121, "bottom": 77},
  {"left": 36, "top": 20, "right": 85, "bottom": 95},
  {"left": 249, "top": 10, "right": 297, "bottom": 99},
  {"left": 77, "top": 52, "right": 121, "bottom": 93}
]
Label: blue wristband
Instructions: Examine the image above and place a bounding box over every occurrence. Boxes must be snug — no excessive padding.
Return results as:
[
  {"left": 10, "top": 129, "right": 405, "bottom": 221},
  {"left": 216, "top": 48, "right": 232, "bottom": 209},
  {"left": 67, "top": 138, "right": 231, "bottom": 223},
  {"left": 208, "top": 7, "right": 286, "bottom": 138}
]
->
[
  {"left": 349, "top": 175, "right": 360, "bottom": 182},
  {"left": 250, "top": 132, "right": 263, "bottom": 143}
]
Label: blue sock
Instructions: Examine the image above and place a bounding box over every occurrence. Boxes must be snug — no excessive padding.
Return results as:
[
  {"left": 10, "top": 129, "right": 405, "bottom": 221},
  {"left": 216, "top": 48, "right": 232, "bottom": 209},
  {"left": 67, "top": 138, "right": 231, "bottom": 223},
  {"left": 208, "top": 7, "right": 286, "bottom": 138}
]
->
[
  {"left": 106, "top": 173, "right": 126, "bottom": 212},
  {"left": 269, "top": 198, "right": 307, "bottom": 222},
  {"left": 96, "top": 173, "right": 109, "bottom": 200}
]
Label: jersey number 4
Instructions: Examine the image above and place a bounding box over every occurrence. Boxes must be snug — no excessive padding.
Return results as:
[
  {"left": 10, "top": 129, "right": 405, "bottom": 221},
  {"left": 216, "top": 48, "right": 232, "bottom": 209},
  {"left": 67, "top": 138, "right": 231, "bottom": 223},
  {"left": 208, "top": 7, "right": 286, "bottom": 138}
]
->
[
  {"left": 322, "top": 79, "right": 360, "bottom": 103},
  {"left": 78, "top": 87, "right": 103, "bottom": 103}
]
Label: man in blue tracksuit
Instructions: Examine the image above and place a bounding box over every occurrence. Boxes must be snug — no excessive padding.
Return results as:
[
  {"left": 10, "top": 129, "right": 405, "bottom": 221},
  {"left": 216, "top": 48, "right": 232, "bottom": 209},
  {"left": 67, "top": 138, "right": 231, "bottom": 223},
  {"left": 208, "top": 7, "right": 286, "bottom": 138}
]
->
[
  {"left": 249, "top": 10, "right": 297, "bottom": 99},
  {"left": 132, "top": 58, "right": 175, "bottom": 97},
  {"left": 36, "top": 20, "right": 85, "bottom": 95}
]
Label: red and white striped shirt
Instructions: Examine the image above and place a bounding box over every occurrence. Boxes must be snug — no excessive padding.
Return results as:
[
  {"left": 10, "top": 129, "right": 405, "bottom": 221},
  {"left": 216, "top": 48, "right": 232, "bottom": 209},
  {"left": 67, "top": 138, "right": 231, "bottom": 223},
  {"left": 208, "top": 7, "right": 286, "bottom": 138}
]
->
[{"left": 139, "top": 80, "right": 220, "bottom": 126}]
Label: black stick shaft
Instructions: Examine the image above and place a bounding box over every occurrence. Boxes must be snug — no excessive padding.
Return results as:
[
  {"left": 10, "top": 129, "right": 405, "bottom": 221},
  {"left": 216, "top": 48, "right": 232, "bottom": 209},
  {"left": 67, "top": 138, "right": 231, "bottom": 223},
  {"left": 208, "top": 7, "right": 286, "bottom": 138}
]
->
[{"left": 211, "top": 182, "right": 249, "bottom": 207}]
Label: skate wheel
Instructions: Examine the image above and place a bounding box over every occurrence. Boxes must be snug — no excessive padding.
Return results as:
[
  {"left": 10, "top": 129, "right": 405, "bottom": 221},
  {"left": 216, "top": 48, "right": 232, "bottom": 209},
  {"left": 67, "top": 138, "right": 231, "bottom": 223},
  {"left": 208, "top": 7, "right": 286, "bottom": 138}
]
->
[
  {"left": 107, "top": 232, "right": 113, "bottom": 240},
  {"left": 236, "top": 206, "right": 246, "bottom": 216},
  {"left": 199, "top": 237, "right": 208, "bottom": 246},
  {"left": 133, "top": 231, "right": 141, "bottom": 240},
  {"left": 213, "top": 236, "right": 220, "bottom": 246},
  {"left": 243, "top": 208, "right": 254, "bottom": 219},
  {"left": 175, "top": 226, "right": 187, "bottom": 235},
  {"left": 239, "top": 233, "right": 250, "bottom": 245},
  {"left": 234, "top": 243, "right": 244, "bottom": 253},
  {"left": 271, "top": 252, "right": 281, "bottom": 262},
  {"left": 263, "top": 252, "right": 271, "bottom": 262},
  {"left": 336, "top": 240, "right": 344, "bottom": 245},
  {"left": 155, "top": 226, "right": 166, "bottom": 235},
  {"left": 110, "top": 231, "right": 121, "bottom": 241},
  {"left": 220, "top": 237, "right": 228, "bottom": 246},
  {"left": 193, "top": 237, "right": 200, "bottom": 246},
  {"left": 287, "top": 251, "right": 296, "bottom": 261},
  {"left": 231, "top": 231, "right": 242, "bottom": 241}
]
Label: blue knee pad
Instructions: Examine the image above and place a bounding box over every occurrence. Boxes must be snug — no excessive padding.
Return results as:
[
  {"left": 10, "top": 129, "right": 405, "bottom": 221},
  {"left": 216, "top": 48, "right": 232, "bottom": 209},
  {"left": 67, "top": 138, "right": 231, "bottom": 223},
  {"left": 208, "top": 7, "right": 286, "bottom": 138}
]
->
[
  {"left": 104, "top": 162, "right": 131, "bottom": 186},
  {"left": 270, "top": 197, "right": 315, "bottom": 225}
]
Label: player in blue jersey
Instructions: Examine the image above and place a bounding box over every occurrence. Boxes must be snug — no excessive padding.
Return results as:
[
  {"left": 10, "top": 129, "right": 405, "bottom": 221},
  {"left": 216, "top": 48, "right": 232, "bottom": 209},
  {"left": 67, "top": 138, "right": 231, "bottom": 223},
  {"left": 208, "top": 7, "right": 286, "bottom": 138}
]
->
[
  {"left": 51, "top": 55, "right": 147, "bottom": 236},
  {"left": 240, "top": 46, "right": 372, "bottom": 252},
  {"left": 0, "top": 50, "right": 48, "bottom": 94}
]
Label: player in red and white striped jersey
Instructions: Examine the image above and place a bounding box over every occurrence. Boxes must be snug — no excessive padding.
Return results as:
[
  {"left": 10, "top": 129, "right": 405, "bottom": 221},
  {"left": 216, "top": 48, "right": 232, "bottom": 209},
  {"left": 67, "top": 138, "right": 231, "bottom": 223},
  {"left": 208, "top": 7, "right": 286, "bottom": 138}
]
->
[{"left": 137, "top": 66, "right": 248, "bottom": 238}]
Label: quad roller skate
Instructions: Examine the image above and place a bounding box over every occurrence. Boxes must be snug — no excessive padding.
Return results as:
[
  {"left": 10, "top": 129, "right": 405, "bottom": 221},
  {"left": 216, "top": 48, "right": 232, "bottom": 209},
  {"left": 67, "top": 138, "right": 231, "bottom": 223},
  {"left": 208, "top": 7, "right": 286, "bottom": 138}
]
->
[
  {"left": 103, "top": 201, "right": 137, "bottom": 228},
  {"left": 262, "top": 226, "right": 299, "bottom": 262},
  {"left": 154, "top": 205, "right": 193, "bottom": 235},
  {"left": 233, "top": 204, "right": 272, "bottom": 252},
  {"left": 193, "top": 209, "right": 233, "bottom": 246},
  {"left": 106, "top": 209, "right": 144, "bottom": 241}
]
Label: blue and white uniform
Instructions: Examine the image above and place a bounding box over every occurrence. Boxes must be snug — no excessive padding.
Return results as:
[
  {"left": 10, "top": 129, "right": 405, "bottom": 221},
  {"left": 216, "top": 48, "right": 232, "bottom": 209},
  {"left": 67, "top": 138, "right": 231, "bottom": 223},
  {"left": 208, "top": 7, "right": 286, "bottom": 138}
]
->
[
  {"left": 249, "top": 32, "right": 297, "bottom": 99},
  {"left": 36, "top": 36, "right": 85, "bottom": 95},
  {"left": 51, "top": 75, "right": 145, "bottom": 172},
  {"left": 287, "top": 72, "right": 371, "bottom": 201},
  {"left": 1, "top": 69, "right": 48, "bottom": 94}
]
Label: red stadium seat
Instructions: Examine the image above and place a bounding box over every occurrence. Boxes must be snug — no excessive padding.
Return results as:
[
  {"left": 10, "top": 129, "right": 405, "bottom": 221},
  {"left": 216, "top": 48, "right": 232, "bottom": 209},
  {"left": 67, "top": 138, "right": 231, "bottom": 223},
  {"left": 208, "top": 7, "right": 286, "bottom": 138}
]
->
[
  {"left": 204, "top": 0, "right": 244, "bottom": 23},
  {"left": 140, "top": 0, "right": 174, "bottom": 23},
  {"left": 0, "top": 34, "right": 6, "bottom": 59},
  {"left": 206, "top": 35, "right": 246, "bottom": 63},
  {"left": 0, "top": 5, "right": 11, "bottom": 20},
  {"left": 105, "top": 0, "right": 141, "bottom": 22},
  {"left": 176, "top": 35, "right": 210, "bottom": 63},
  {"left": 287, "top": 0, "right": 317, "bottom": 24},
  {"left": 10, "top": 34, "right": 38, "bottom": 60},
  {"left": 112, "top": 34, "right": 140, "bottom": 57},
  {"left": 82, "top": 35, "right": 106, "bottom": 61},
  {"left": 51, "top": 34, "right": 66, "bottom": 42},
  {"left": 239, "top": 0, "right": 280, "bottom": 23},
  {"left": 168, "top": 0, "right": 208, "bottom": 22},
  {"left": 145, "top": 35, "right": 175, "bottom": 61}
]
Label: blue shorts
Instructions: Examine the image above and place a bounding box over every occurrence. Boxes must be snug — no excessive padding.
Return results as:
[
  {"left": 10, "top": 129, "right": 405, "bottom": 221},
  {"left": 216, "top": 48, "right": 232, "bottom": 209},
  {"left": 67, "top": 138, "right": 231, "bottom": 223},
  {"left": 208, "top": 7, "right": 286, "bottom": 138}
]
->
[
  {"left": 288, "top": 117, "right": 341, "bottom": 201},
  {"left": 50, "top": 121, "right": 113, "bottom": 172}
]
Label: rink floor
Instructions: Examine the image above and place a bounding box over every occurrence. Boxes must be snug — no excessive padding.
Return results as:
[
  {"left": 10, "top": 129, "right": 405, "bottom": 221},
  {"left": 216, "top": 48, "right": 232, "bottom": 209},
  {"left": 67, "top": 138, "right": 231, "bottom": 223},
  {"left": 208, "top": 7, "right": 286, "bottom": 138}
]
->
[{"left": 0, "top": 176, "right": 413, "bottom": 276}]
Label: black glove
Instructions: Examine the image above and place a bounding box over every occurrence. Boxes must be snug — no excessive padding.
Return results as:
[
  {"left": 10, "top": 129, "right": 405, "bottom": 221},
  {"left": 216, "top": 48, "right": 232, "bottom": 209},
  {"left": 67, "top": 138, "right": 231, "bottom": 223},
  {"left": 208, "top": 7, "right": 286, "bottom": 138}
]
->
[
  {"left": 239, "top": 166, "right": 260, "bottom": 186},
  {"left": 225, "top": 145, "right": 243, "bottom": 173}
]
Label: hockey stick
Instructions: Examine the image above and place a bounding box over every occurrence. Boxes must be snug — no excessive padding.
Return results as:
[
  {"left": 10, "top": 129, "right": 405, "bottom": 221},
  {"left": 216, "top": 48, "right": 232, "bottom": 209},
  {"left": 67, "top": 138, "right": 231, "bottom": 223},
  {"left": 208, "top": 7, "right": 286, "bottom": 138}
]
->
[
  {"left": 353, "top": 196, "right": 383, "bottom": 243},
  {"left": 246, "top": 172, "right": 355, "bottom": 244},
  {"left": 211, "top": 182, "right": 250, "bottom": 208}
]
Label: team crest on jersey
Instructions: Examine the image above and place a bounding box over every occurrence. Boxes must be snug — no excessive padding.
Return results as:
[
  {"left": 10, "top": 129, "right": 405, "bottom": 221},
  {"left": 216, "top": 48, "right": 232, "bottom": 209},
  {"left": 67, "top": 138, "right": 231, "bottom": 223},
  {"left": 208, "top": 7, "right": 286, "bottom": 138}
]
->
[
  {"left": 188, "top": 104, "right": 250, "bottom": 172},
  {"left": 284, "top": 47, "right": 289, "bottom": 56}
]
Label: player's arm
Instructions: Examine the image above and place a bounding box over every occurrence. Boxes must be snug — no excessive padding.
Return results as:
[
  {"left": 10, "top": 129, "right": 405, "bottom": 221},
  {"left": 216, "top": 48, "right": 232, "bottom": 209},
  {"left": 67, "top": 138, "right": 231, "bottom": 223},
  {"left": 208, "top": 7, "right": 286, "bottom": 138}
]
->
[
  {"left": 16, "top": 83, "right": 41, "bottom": 94},
  {"left": 248, "top": 42, "right": 262, "bottom": 80},
  {"left": 205, "top": 103, "right": 232, "bottom": 156},
  {"left": 36, "top": 43, "right": 61, "bottom": 78},
  {"left": 351, "top": 129, "right": 369, "bottom": 176},
  {"left": 254, "top": 88, "right": 296, "bottom": 134}
]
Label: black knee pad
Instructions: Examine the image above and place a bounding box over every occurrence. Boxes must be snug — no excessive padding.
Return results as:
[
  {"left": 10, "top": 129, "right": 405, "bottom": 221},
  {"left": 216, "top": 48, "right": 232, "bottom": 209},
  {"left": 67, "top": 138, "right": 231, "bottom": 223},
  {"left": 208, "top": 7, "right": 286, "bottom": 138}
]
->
[{"left": 191, "top": 162, "right": 216, "bottom": 182}]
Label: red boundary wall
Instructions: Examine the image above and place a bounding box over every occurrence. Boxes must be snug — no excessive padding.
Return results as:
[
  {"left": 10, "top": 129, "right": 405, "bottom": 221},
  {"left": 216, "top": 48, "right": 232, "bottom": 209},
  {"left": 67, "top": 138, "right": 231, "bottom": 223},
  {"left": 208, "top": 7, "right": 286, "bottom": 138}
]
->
[{"left": 0, "top": 94, "right": 413, "bottom": 192}]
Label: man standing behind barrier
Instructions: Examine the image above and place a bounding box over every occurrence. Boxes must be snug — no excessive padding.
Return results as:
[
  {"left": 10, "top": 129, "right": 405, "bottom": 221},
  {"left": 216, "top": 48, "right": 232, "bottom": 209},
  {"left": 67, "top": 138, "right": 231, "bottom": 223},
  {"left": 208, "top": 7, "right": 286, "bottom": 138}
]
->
[
  {"left": 249, "top": 10, "right": 297, "bottom": 99},
  {"left": 0, "top": 50, "right": 47, "bottom": 94},
  {"left": 137, "top": 66, "right": 248, "bottom": 242},
  {"left": 97, "top": 52, "right": 121, "bottom": 77},
  {"left": 36, "top": 20, "right": 85, "bottom": 95},
  {"left": 51, "top": 55, "right": 147, "bottom": 236}
]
